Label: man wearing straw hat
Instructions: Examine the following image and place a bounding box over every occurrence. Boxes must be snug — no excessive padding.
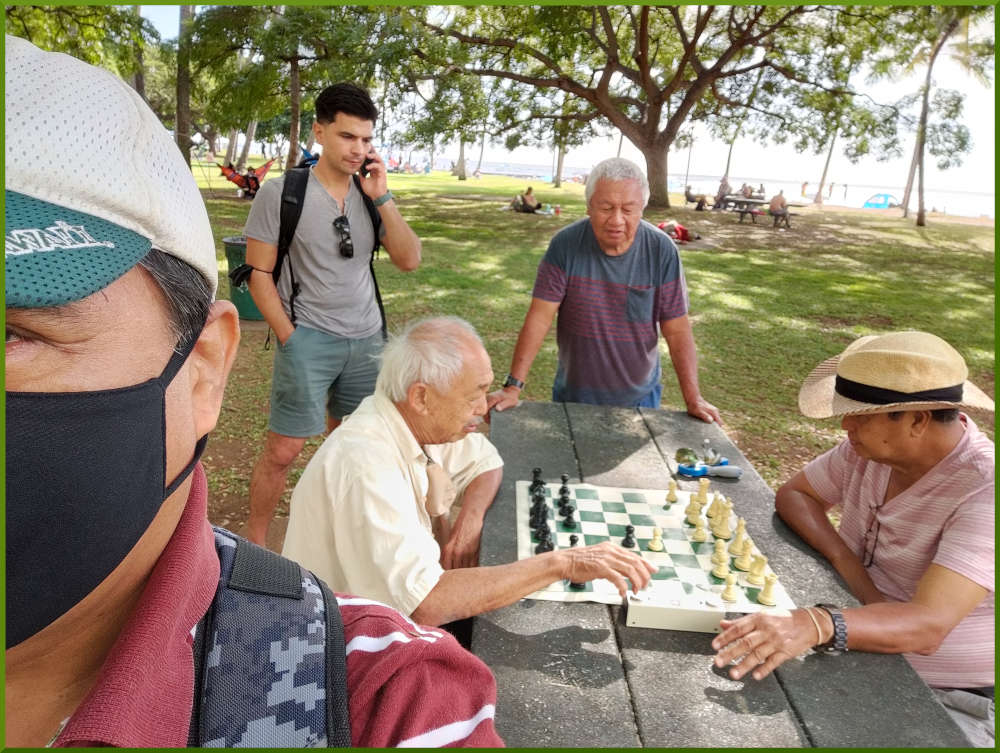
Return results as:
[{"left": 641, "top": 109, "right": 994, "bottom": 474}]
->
[{"left": 711, "top": 331, "right": 994, "bottom": 746}]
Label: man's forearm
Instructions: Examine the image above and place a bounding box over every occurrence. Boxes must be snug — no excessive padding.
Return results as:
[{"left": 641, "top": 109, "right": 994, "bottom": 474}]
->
[
  {"left": 411, "top": 551, "right": 567, "bottom": 626},
  {"left": 453, "top": 468, "right": 502, "bottom": 531},
  {"left": 660, "top": 319, "right": 703, "bottom": 405},
  {"left": 378, "top": 200, "right": 421, "bottom": 271},
  {"left": 508, "top": 310, "right": 551, "bottom": 382},
  {"left": 775, "top": 487, "right": 883, "bottom": 604}
]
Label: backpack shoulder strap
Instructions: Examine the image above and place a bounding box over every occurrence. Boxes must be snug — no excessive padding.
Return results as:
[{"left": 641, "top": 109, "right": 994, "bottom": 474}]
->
[
  {"left": 352, "top": 174, "right": 387, "bottom": 340},
  {"left": 276, "top": 168, "right": 310, "bottom": 324},
  {"left": 189, "top": 530, "right": 351, "bottom": 747}
]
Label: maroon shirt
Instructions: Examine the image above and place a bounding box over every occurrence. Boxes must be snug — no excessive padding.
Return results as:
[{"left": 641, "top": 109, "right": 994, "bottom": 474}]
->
[{"left": 54, "top": 464, "right": 504, "bottom": 747}]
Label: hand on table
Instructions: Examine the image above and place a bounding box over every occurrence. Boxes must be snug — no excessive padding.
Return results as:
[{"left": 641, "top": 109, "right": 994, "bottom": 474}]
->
[
  {"left": 711, "top": 609, "right": 819, "bottom": 681},
  {"left": 561, "top": 542, "right": 657, "bottom": 599},
  {"left": 686, "top": 395, "right": 721, "bottom": 424}
]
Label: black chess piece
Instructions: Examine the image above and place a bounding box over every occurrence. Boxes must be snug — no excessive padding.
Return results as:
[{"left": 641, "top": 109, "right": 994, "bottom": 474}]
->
[
  {"left": 567, "top": 534, "right": 586, "bottom": 588},
  {"left": 535, "top": 526, "right": 554, "bottom": 554},
  {"left": 558, "top": 472, "right": 570, "bottom": 498},
  {"left": 563, "top": 509, "right": 577, "bottom": 529},
  {"left": 621, "top": 524, "right": 637, "bottom": 548}
]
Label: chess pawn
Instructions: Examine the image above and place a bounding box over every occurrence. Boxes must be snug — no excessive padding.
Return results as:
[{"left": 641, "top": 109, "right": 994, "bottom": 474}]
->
[
  {"left": 711, "top": 556, "right": 730, "bottom": 580},
  {"left": 747, "top": 554, "right": 767, "bottom": 586},
  {"left": 733, "top": 545, "right": 753, "bottom": 572},
  {"left": 568, "top": 534, "right": 586, "bottom": 589},
  {"left": 666, "top": 480, "right": 678, "bottom": 503},
  {"left": 711, "top": 539, "right": 728, "bottom": 565},
  {"left": 756, "top": 573, "right": 779, "bottom": 606},
  {"left": 728, "top": 521, "right": 747, "bottom": 556},
  {"left": 691, "top": 518, "right": 708, "bottom": 542},
  {"left": 621, "top": 524, "right": 637, "bottom": 548},
  {"left": 697, "top": 477, "right": 710, "bottom": 505},
  {"left": 563, "top": 509, "right": 577, "bottom": 529},
  {"left": 647, "top": 526, "right": 664, "bottom": 552},
  {"left": 721, "top": 573, "right": 740, "bottom": 603}
]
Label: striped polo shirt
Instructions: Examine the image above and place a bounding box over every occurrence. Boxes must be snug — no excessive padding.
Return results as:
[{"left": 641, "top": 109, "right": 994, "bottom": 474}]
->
[
  {"left": 533, "top": 218, "right": 689, "bottom": 406},
  {"left": 804, "top": 415, "right": 994, "bottom": 688}
]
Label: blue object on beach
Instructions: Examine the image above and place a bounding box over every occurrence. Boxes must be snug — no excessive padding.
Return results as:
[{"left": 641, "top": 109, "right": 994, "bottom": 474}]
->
[{"left": 863, "top": 193, "right": 899, "bottom": 209}]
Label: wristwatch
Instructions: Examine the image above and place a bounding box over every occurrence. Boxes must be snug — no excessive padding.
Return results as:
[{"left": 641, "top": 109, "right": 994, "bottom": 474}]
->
[
  {"left": 814, "top": 603, "right": 848, "bottom": 653},
  {"left": 503, "top": 374, "right": 525, "bottom": 390}
]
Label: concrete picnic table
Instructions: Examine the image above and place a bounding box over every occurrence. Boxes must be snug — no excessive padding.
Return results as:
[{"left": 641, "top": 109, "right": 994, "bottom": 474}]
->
[{"left": 471, "top": 401, "right": 970, "bottom": 747}]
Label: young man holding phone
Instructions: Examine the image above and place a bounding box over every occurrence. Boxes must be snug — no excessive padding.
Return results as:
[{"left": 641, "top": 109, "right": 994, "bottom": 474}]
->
[{"left": 244, "top": 83, "right": 422, "bottom": 547}]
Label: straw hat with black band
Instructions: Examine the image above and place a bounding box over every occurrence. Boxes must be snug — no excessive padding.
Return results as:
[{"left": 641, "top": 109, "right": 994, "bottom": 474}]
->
[{"left": 798, "top": 331, "right": 994, "bottom": 419}]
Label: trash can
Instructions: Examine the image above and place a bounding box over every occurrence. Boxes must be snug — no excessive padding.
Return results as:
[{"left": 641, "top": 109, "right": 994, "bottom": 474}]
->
[{"left": 223, "top": 236, "right": 264, "bottom": 321}]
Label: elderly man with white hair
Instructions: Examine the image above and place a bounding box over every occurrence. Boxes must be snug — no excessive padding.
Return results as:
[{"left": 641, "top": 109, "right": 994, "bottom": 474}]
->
[
  {"left": 489, "top": 157, "right": 720, "bottom": 421},
  {"left": 283, "top": 316, "right": 655, "bottom": 636}
]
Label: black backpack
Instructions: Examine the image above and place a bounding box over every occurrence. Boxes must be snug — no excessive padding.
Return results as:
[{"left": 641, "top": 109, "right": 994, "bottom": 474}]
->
[
  {"left": 229, "top": 167, "right": 387, "bottom": 337},
  {"left": 188, "top": 528, "right": 351, "bottom": 747}
]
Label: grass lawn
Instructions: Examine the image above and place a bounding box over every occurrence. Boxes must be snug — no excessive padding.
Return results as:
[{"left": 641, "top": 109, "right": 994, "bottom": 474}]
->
[{"left": 196, "top": 161, "right": 996, "bottom": 533}]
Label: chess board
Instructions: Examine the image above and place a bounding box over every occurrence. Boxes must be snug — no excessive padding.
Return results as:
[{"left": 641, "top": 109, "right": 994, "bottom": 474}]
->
[{"left": 515, "top": 479, "right": 795, "bottom": 633}]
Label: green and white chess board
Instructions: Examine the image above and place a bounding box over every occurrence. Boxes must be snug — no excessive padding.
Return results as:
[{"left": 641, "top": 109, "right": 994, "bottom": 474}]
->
[{"left": 515, "top": 479, "right": 795, "bottom": 633}]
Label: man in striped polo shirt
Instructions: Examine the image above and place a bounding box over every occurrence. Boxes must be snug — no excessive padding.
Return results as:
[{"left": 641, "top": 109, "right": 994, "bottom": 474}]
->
[
  {"left": 489, "top": 158, "right": 720, "bottom": 422},
  {"left": 711, "top": 332, "right": 994, "bottom": 746}
]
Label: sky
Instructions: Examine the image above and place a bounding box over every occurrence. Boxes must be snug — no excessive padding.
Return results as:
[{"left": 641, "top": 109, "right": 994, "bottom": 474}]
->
[{"left": 141, "top": 5, "right": 995, "bottom": 199}]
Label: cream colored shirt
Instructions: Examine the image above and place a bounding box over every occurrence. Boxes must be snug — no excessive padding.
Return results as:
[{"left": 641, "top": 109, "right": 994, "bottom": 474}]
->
[{"left": 282, "top": 392, "right": 504, "bottom": 616}]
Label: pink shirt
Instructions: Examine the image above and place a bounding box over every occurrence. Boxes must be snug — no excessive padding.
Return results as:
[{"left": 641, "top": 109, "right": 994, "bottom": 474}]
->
[
  {"left": 804, "top": 415, "right": 994, "bottom": 688},
  {"left": 55, "top": 464, "right": 503, "bottom": 747}
]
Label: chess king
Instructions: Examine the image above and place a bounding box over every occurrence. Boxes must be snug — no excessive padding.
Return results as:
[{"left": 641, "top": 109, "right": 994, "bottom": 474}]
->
[
  {"left": 712, "top": 332, "right": 994, "bottom": 747},
  {"left": 282, "top": 316, "right": 656, "bottom": 645}
]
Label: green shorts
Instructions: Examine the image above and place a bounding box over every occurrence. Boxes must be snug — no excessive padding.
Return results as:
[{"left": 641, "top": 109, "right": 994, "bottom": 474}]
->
[{"left": 269, "top": 325, "right": 383, "bottom": 437}]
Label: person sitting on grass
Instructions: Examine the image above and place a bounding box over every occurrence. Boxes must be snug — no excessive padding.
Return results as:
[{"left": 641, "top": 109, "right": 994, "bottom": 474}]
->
[
  {"left": 711, "top": 331, "right": 994, "bottom": 747},
  {"left": 519, "top": 186, "right": 542, "bottom": 212}
]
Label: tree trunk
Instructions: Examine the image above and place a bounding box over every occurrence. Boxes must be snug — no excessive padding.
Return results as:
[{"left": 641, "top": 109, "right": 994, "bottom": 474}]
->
[
  {"left": 236, "top": 119, "right": 257, "bottom": 171},
  {"left": 900, "top": 135, "right": 919, "bottom": 218},
  {"left": 553, "top": 141, "right": 566, "bottom": 188},
  {"left": 475, "top": 130, "right": 486, "bottom": 172},
  {"left": 456, "top": 139, "right": 467, "bottom": 180},
  {"left": 813, "top": 127, "right": 838, "bottom": 205},
  {"left": 131, "top": 6, "right": 146, "bottom": 102},
  {"left": 643, "top": 145, "right": 670, "bottom": 208},
  {"left": 285, "top": 56, "right": 301, "bottom": 171},
  {"left": 175, "top": 5, "right": 194, "bottom": 167},
  {"left": 914, "top": 14, "right": 959, "bottom": 226},
  {"left": 224, "top": 129, "right": 238, "bottom": 164}
]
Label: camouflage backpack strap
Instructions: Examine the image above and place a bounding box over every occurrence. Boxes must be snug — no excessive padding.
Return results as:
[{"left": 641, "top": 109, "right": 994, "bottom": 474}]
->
[{"left": 188, "top": 529, "right": 351, "bottom": 747}]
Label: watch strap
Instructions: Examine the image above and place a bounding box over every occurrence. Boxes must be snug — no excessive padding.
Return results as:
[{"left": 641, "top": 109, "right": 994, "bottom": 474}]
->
[
  {"left": 814, "top": 603, "right": 848, "bottom": 653},
  {"left": 373, "top": 190, "right": 393, "bottom": 207},
  {"left": 503, "top": 374, "right": 525, "bottom": 390}
]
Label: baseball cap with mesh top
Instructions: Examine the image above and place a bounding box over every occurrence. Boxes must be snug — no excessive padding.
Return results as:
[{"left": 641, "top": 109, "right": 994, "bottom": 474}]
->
[{"left": 5, "top": 35, "right": 218, "bottom": 308}]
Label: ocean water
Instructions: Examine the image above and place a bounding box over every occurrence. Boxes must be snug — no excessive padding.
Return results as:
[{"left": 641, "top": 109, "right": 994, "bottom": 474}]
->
[{"left": 452, "top": 160, "right": 994, "bottom": 220}]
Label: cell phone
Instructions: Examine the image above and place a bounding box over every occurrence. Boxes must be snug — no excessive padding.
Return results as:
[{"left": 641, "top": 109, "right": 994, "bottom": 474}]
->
[{"left": 361, "top": 156, "right": 375, "bottom": 177}]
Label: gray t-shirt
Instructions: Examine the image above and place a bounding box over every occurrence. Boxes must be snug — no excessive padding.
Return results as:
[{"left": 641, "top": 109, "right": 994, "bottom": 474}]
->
[{"left": 244, "top": 169, "right": 381, "bottom": 338}]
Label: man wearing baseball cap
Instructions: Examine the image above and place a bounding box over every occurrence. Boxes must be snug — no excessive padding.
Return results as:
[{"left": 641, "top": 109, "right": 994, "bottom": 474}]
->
[
  {"left": 5, "top": 36, "right": 502, "bottom": 748},
  {"left": 711, "top": 331, "right": 994, "bottom": 746}
]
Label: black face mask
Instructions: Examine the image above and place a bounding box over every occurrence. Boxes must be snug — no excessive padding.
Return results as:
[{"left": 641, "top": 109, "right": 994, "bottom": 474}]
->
[{"left": 6, "top": 336, "right": 206, "bottom": 649}]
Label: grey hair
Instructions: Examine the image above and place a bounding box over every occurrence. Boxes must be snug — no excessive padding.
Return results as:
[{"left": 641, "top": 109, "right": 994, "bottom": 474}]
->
[
  {"left": 584, "top": 158, "right": 650, "bottom": 207},
  {"left": 137, "top": 248, "right": 212, "bottom": 350},
  {"left": 376, "top": 316, "right": 484, "bottom": 401}
]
